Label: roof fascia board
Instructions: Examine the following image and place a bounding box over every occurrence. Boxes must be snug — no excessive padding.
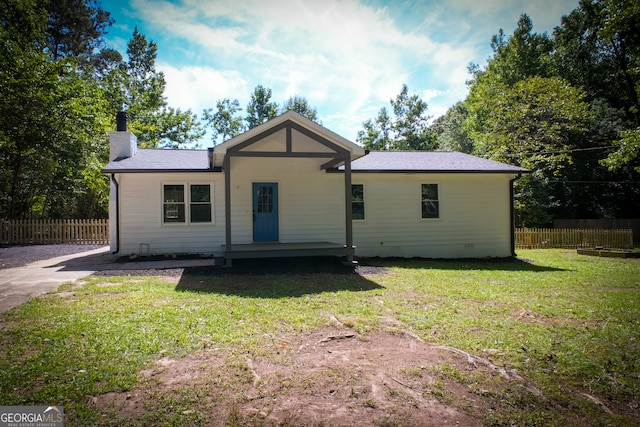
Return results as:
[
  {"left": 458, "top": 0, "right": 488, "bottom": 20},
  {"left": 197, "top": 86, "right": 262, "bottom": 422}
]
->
[
  {"left": 227, "top": 121, "right": 289, "bottom": 153},
  {"left": 227, "top": 151, "right": 345, "bottom": 159},
  {"left": 327, "top": 169, "right": 531, "bottom": 174},
  {"left": 217, "top": 111, "right": 364, "bottom": 155},
  {"left": 288, "top": 121, "right": 349, "bottom": 154},
  {"left": 226, "top": 119, "right": 350, "bottom": 156},
  {"left": 102, "top": 168, "right": 221, "bottom": 174}
]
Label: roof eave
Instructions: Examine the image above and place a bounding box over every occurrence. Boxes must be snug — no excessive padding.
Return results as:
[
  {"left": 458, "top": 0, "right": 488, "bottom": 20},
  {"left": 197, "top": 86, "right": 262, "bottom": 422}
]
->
[
  {"left": 330, "top": 169, "right": 530, "bottom": 174},
  {"left": 102, "top": 168, "right": 221, "bottom": 174}
]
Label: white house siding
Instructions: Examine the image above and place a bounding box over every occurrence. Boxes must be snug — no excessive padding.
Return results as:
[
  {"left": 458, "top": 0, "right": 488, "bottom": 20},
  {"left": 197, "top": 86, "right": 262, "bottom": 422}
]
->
[
  {"left": 115, "top": 172, "right": 225, "bottom": 256},
  {"left": 227, "top": 156, "right": 346, "bottom": 245},
  {"left": 352, "top": 173, "right": 514, "bottom": 258}
]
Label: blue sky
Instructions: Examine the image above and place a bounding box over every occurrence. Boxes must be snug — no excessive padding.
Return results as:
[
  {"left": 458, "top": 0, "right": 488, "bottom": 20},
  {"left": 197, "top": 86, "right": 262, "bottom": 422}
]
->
[{"left": 100, "top": 0, "right": 580, "bottom": 145}]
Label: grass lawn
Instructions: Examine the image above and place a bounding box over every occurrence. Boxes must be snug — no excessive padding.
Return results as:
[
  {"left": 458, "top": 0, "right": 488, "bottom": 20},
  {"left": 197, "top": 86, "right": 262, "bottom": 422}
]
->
[{"left": 0, "top": 249, "right": 638, "bottom": 426}]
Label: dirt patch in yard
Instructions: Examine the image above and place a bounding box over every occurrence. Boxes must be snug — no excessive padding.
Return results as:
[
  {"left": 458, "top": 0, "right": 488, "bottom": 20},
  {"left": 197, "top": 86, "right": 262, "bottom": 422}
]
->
[{"left": 92, "top": 327, "right": 541, "bottom": 426}]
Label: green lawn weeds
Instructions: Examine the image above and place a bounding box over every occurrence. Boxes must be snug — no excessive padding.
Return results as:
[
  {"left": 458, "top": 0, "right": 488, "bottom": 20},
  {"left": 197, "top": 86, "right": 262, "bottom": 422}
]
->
[{"left": 0, "top": 249, "right": 638, "bottom": 426}]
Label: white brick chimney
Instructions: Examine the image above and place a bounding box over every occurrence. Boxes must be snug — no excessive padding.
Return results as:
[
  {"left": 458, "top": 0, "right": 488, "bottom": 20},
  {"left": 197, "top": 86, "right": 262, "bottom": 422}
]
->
[{"left": 109, "top": 111, "right": 138, "bottom": 161}]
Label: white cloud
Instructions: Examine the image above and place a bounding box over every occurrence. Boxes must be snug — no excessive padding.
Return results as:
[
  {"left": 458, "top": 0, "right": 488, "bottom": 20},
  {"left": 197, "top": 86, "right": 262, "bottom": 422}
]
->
[
  {"left": 159, "top": 64, "right": 248, "bottom": 114},
  {"left": 114, "top": 0, "right": 579, "bottom": 144},
  {"left": 129, "top": 0, "right": 461, "bottom": 113}
]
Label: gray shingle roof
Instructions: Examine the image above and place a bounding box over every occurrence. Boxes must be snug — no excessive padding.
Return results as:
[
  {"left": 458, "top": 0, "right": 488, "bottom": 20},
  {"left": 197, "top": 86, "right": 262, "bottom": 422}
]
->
[
  {"left": 348, "top": 151, "right": 528, "bottom": 173},
  {"left": 102, "top": 148, "right": 528, "bottom": 174},
  {"left": 102, "top": 149, "right": 211, "bottom": 172}
]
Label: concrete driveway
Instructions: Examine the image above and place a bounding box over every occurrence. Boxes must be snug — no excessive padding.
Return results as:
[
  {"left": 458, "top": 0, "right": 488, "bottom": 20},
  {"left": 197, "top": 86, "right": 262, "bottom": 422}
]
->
[
  {"left": 0, "top": 246, "right": 112, "bottom": 313},
  {"left": 0, "top": 247, "right": 219, "bottom": 314}
]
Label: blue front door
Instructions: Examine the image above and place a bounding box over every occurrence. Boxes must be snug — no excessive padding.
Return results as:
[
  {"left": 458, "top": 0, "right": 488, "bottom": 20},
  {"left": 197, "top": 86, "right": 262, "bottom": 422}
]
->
[{"left": 253, "top": 183, "right": 279, "bottom": 242}]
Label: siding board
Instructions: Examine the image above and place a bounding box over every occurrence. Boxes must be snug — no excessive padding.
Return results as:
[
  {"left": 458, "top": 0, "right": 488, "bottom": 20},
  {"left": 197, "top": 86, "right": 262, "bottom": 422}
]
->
[
  {"left": 117, "top": 172, "right": 225, "bottom": 255},
  {"left": 115, "top": 154, "right": 515, "bottom": 258},
  {"left": 352, "top": 173, "right": 513, "bottom": 258}
]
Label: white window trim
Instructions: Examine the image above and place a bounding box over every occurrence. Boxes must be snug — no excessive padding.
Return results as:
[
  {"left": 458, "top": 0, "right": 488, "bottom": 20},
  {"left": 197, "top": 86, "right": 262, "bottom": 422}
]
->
[
  {"left": 420, "top": 182, "right": 441, "bottom": 221},
  {"left": 162, "top": 181, "right": 214, "bottom": 225}
]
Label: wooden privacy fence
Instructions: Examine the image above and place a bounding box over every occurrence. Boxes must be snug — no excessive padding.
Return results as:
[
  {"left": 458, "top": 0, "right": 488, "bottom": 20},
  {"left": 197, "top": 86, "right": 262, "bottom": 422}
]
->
[
  {"left": 554, "top": 218, "right": 640, "bottom": 244},
  {"left": 0, "top": 219, "right": 109, "bottom": 245},
  {"left": 516, "top": 228, "right": 633, "bottom": 249}
]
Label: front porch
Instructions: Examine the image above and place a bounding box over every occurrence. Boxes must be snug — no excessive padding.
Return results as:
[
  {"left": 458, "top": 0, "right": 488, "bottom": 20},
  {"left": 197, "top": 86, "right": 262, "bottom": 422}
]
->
[
  {"left": 214, "top": 112, "right": 366, "bottom": 268},
  {"left": 222, "top": 242, "right": 355, "bottom": 261}
]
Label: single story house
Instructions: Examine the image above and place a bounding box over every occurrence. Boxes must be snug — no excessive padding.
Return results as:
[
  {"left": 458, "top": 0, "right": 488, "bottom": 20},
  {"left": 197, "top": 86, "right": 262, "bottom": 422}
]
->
[{"left": 102, "top": 110, "right": 528, "bottom": 264}]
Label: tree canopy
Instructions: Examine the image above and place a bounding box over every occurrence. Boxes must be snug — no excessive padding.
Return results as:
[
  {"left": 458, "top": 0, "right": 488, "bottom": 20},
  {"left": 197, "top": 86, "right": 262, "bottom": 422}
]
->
[
  {"left": 357, "top": 84, "right": 435, "bottom": 150},
  {"left": 355, "top": 4, "right": 639, "bottom": 225},
  {"left": 2, "top": 0, "right": 638, "bottom": 225},
  {"left": 203, "top": 89, "right": 321, "bottom": 145},
  {"left": 431, "top": 5, "right": 640, "bottom": 225},
  {"left": 0, "top": 0, "right": 203, "bottom": 219}
]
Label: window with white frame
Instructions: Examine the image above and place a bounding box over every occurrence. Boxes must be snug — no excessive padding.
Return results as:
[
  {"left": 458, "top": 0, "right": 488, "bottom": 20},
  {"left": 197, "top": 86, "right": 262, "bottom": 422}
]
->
[
  {"left": 352, "top": 184, "right": 365, "bottom": 220},
  {"left": 190, "top": 184, "right": 212, "bottom": 223},
  {"left": 163, "top": 183, "right": 212, "bottom": 224},
  {"left": 421, "top": 184, "right": 439, "bottom": 219},
  {"left": 163, "top": 184, "right": 185, "bottom": 223}
]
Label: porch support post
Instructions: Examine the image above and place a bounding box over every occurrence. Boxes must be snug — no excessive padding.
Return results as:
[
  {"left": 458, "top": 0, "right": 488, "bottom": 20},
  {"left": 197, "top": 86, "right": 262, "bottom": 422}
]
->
[
  {"left": 344, "top": 154, "right": 354, "bottom": 263},
  {"left": 224, "top": 154, "right": 232, "bottom": 266}
]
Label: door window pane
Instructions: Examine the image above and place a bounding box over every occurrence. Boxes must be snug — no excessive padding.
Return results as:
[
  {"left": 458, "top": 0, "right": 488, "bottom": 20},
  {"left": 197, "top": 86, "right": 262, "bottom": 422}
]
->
[{"left": 257, "top": 186, "right": 273, "bottom": 213}]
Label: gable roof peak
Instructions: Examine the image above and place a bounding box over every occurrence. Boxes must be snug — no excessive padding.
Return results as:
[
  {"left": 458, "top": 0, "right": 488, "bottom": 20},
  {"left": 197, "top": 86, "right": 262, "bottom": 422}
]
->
[{"left": 211, "top": 110, "right": 365, "bottom": 167}]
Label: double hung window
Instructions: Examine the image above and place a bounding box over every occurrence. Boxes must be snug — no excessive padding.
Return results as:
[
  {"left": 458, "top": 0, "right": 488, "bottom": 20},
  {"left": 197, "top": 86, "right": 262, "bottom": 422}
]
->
[
  {"left": 352, "top": 184, "right": 365, "bottom": 220},
  {"left": 190, "top": 185, "right": 212, "bottom": 223},
  {"left": 163, "top": 184, "right": 212, "bottom": 224},
  {"left": 421, "top": 184, "right": 439, "bottom": 219}
]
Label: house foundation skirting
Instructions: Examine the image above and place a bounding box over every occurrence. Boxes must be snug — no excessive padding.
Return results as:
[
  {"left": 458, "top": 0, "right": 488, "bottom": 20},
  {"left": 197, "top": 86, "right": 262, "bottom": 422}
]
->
[{"left": 222, "top": 242, "right": 355, "bottom": 260}]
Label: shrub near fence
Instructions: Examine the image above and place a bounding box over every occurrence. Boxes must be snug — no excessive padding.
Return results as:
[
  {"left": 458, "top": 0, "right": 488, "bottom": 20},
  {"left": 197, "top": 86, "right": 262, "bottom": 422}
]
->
[
  {"left": 0, "top": 219, "right": 109, "bottom": 245},
  {"left": 515, "top": 228, "right": 633, "bottom": 249}
]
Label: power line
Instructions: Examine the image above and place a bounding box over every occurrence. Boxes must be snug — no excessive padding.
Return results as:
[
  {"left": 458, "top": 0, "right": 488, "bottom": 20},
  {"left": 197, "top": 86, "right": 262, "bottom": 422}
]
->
[
  {"left": 548, "top": 180, "right": 638, "bottom": 185},
  {"left": 498, "top": 146, "right": 616, "bottom": 157}
]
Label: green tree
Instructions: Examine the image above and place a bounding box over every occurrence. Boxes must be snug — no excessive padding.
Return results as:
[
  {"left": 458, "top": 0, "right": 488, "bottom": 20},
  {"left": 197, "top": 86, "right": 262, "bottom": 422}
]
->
[
  {"left": 486, "top": 14, "right": 554, "bottom": 86},
  {"left": 466, "top": 14, "right": 554, "bottom": 139},
  {"left": 390, "top": 84, "right": 434, "bottom": 150},
  {"left": 431, "top": 102, "right": 474, "bottom": 153},
  {"left": 203, "top": 98, "right": 244, "bottom": 145},
  {"left": 357, "top": 85, "right": 435, "bottom": 150},
  {"left": 139, "top": 107, "right": 205, "bottom": 149},
  {"left": 474, "top": 77, "right": 590, "bottom": 170},
  {"left": 100, "top": 27, "right": 203, "bottom": 148},
  {"left": 553, "top": 0, "right": 639, "bottom": 117},
  {"left": 245, "top": 85, "right": 278, "bottom": 129},
  {"left": 205, "top": 91, "right": 321, "bottom": 144},
  {"left": 1, "top": 1, "right": 203, "bottom": 219},
  {"left": 281, "top": 95, "right": 320, "bottom": 123},
  {"left": 602, "top": 128, "right": 640, "bottom": 173},
  {"left": 0, "top": 0, "right": 111, "bottom": 219},
  {"left": 356, "top": 107, "right": 392, "bottom": 150},
  {"left": 474, "top": 77, "right": 592, "bottom": 226},
  {"left": 44, "top": 0, "right": 113, "bottom": 63},
  {"left": 554, "top": 0, "right": 640, "bottom": 180}
]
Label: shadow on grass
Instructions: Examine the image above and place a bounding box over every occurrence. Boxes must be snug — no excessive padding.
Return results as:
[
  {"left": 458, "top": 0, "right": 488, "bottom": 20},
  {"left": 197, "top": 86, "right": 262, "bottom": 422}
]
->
[
  {"left": 175, "top": 256, "right": 566, "bottom": 298},
  {"left": 176, "top": 257, "right": 385, "bottom": 298},
  {"left": 361, "top": 256, "right": 568, "bottom": 272}
]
